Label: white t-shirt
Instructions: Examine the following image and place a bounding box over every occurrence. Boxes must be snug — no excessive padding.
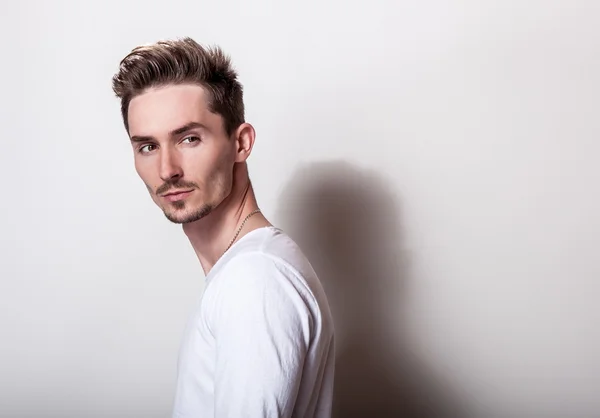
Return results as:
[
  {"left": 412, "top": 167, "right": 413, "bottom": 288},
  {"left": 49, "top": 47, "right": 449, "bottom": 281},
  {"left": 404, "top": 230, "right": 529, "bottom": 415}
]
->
[{"left": 172, "top": 226, "right": 335, "bottom": 418}]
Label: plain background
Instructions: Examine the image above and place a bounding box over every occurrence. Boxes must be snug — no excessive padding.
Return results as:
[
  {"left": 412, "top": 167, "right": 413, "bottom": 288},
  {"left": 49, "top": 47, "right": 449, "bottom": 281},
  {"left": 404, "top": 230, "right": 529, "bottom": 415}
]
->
[{"left": 1, "top": 0, "right": 599, "bottom": 417}]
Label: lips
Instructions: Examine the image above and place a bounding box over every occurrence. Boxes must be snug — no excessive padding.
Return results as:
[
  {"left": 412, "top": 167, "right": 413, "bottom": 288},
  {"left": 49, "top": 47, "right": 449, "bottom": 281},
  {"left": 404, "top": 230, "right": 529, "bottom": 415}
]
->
[
  {"left": 163, "top": 190, "right": 193, "bottom": 197},
  {"left": 162, "top": 190, "right": 194, "bottom": 202}
]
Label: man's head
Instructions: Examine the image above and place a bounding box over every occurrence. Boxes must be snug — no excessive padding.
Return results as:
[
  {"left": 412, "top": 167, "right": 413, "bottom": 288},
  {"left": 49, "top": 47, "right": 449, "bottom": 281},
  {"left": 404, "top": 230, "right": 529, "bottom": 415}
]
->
[{"left": 112, "top": 38, "right": 254, "bottom": 224}]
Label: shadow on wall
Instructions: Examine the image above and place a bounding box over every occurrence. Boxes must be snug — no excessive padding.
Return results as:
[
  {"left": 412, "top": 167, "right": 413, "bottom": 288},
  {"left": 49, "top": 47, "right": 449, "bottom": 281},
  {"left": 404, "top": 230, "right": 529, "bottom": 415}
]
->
[{"left": 276, "top": 161, "right": 466, "bottom": 418}]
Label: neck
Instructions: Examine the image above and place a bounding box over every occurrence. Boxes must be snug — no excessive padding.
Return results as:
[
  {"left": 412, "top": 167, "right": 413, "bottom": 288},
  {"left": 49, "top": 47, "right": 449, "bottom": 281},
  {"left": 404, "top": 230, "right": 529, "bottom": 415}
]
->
[{"left": 182, "top": 163, "right": 271, "bottom": 275}]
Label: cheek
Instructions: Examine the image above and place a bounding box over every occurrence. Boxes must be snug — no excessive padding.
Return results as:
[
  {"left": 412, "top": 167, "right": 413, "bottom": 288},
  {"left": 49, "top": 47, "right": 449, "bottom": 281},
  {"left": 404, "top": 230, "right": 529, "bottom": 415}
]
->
[
  {"left": 134, "top": 159, "right": 158, "bottom": 192},
  {"left": 199, "top": 158, "right": 233, "bottom": 197},
  {"left": 215, "top": 162, "right": 235, "bottom": 196},
  {"left": 186, "top": 144, "right": 232, "bottom": 182}
]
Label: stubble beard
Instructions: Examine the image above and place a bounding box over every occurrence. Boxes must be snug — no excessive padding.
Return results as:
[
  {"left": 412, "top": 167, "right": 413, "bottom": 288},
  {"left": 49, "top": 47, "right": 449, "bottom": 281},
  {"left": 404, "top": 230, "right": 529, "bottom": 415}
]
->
[{"left": 163, "top": 200, "right": 214, "bottom": 224}]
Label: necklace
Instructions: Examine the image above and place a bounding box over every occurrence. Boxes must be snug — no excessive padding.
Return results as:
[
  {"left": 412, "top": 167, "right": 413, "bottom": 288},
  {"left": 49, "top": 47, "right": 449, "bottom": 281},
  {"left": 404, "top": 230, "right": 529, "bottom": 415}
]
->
[{"left": 223, "top": 209, "right": 261, "bottom": 256}]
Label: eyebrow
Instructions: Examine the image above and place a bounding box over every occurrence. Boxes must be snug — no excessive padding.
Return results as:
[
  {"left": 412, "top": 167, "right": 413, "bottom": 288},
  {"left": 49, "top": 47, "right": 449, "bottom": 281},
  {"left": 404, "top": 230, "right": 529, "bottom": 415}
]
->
[{"left": 130, "top": 122, "right": 208, "bottom": 143}]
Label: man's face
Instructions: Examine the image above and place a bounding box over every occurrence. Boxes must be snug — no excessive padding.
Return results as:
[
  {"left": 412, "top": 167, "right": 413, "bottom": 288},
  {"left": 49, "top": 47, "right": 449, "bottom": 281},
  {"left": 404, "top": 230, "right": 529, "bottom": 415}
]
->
[{"left": 127, "top": 84, "right": 236, "bottom": 224}]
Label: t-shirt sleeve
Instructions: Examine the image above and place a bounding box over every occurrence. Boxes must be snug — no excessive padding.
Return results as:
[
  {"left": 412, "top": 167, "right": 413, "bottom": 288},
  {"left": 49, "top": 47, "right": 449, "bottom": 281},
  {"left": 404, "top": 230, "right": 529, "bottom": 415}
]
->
[{"left": 208, "top": 252, "right": 313, "bottom": 418}]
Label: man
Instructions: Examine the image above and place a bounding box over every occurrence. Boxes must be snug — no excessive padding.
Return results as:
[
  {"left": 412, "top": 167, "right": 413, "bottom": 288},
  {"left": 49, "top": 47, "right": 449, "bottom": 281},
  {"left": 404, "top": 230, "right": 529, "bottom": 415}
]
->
[{"left": 111, "top": 37, "right": 335, "bottom": 417}]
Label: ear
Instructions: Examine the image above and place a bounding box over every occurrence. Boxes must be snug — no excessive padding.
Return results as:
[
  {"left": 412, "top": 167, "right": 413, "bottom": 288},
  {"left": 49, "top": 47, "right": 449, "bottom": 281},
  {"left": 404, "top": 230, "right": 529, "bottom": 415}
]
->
[{"left": 233, "top": 123, "right": 256, "bottom": 163}]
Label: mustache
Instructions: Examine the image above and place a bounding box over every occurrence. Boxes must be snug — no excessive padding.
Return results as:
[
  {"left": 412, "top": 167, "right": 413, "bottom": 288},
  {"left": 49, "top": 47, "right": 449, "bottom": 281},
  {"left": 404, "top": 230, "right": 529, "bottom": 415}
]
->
[{"left": 155, "top": 180, "right": 199, "bottom": 196}]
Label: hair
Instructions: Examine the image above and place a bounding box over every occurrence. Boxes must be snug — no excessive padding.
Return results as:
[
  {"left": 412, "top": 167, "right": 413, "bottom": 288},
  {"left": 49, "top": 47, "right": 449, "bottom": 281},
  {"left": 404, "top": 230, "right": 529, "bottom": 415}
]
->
[{"left": 112, "top": 37, "right": 244, "bottom": 135}]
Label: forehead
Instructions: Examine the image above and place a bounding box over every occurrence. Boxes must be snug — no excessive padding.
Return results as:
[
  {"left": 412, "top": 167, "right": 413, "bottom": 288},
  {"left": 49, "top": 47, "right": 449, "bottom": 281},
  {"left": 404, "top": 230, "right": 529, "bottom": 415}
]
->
[{"left": 127, "top": 84, "right": 212, "bottom": 136}]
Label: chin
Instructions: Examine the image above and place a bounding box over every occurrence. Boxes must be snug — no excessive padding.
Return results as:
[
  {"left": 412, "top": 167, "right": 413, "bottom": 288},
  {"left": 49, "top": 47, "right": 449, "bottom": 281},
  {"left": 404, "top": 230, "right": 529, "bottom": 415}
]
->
[{"left": 163, "top": 203, "right": 214, "bottom": 224}]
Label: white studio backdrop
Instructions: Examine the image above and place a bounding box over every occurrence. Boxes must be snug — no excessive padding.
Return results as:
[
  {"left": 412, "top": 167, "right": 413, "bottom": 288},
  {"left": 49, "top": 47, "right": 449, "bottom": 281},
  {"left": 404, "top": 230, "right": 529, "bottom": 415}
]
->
[{"left": 1, "top": 1, "right": 599, "bottom": 417}]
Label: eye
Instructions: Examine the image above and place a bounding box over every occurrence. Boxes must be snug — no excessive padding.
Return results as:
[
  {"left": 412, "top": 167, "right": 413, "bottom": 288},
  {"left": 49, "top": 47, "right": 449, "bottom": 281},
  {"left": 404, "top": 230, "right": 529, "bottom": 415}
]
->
[
  {"left": 182, "top": 136, "right": 200, "bottom": 144},
  {"left": 138, "top": 144, "right": 157, "bottom": 154}
]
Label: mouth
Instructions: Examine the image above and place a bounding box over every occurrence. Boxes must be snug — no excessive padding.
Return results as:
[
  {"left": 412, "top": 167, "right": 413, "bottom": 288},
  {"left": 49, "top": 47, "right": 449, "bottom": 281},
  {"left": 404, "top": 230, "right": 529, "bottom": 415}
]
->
[{"left": 162, "top": 189, "right": 194, "bottom": 202}]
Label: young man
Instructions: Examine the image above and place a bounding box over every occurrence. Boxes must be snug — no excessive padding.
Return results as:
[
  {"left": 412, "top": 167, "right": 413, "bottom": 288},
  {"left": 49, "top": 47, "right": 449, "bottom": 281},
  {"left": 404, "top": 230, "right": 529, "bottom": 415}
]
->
[{"left": 111, "top": 38, "right": 335, "bottom": 417}]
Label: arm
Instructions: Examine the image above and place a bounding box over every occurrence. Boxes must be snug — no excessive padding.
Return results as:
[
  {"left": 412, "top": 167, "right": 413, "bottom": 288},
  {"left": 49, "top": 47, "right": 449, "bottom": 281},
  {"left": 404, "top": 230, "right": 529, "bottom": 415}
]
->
[{"left": 210, "top": 253, "right": 312, "bottom": 417}]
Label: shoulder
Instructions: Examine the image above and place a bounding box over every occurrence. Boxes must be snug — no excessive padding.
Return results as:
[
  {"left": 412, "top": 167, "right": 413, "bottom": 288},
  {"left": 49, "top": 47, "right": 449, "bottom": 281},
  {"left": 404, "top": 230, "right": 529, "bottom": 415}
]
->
[
  {"left": 216, "top": 250, "right": 303, "bottom": 292},
  {"left": 206, "top": 251, "right": 315, "bottom": 339}
]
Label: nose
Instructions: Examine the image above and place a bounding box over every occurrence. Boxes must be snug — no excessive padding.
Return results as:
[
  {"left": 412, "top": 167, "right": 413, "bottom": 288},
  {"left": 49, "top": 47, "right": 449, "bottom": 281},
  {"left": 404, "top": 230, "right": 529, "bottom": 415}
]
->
[{"left": 159, "top": 148, "right": 183, "bottom": 182}]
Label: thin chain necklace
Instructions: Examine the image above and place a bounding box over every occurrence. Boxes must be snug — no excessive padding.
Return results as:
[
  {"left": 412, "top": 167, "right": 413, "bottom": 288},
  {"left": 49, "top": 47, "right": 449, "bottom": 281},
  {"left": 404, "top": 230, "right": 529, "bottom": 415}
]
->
[{"left": 222, "top": 209, "right": 261, "bottom": 256}]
